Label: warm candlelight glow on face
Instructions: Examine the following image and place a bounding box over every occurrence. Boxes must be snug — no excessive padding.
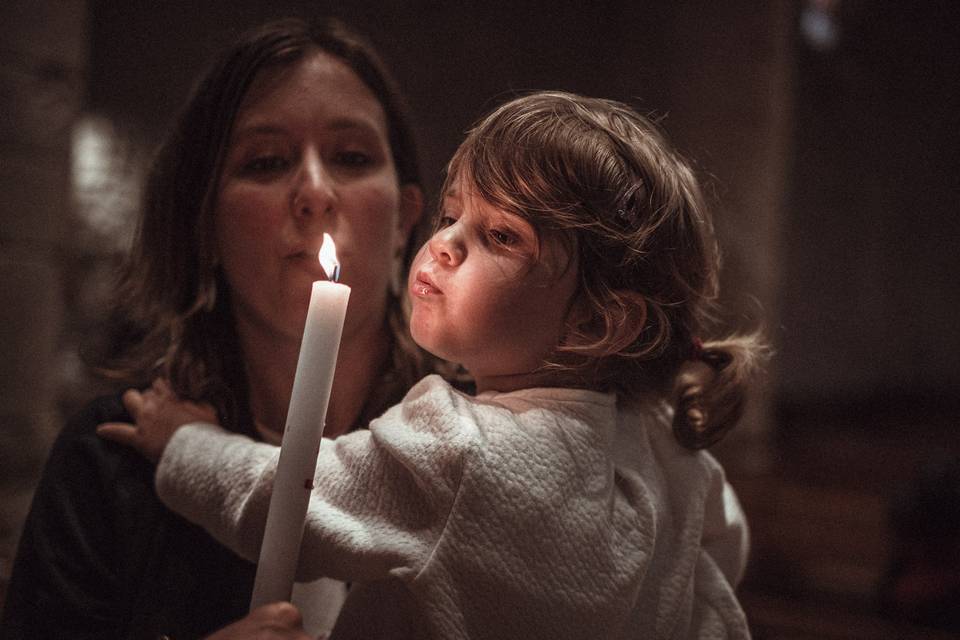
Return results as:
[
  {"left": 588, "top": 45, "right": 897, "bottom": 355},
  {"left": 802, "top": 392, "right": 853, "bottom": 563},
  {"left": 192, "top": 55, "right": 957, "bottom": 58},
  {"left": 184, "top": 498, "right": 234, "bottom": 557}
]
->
[{"left": 318, "top": 233, "right": 341, "bottom": 282}]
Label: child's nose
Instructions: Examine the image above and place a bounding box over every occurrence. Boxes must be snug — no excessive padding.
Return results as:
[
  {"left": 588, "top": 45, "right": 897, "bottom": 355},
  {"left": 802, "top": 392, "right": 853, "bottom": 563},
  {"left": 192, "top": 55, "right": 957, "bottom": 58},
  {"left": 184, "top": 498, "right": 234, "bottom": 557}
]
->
[{"left": 428, "top": 225, "right": 465, "bottom": 266}]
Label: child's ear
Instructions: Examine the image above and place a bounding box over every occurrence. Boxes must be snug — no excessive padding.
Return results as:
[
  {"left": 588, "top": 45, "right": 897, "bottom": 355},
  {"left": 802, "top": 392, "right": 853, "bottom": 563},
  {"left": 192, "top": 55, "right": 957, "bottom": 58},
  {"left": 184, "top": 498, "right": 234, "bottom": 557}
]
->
[
  {"left": 564, "top": 294, "right": 592, "bottom": 333},
  {"left": 604, "top": 289, "right": 648, "bottom": 353},
  {"left": 565, "top": 288, "right": 648, "bottom": 355}
]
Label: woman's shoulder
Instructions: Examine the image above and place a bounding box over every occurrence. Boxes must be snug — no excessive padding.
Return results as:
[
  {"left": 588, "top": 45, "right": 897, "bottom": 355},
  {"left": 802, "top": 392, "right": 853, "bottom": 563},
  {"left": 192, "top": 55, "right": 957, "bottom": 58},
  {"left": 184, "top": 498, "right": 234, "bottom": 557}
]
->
[
  {"left": 64, "top": 393, "right": 128, "bottom": 432},
  {"left": 54, "top": 393, "right": 127, "bottom": 450},
  {"left": 43, "top": 392, "right": 152, "bottom": 486}
]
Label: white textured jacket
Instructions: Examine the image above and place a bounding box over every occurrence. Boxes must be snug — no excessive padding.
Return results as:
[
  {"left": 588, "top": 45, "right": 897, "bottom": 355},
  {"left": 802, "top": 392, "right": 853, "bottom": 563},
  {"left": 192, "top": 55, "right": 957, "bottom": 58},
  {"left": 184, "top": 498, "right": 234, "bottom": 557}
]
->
[{"left": 157, "top": 375, "right": 750, "bottom": 639}]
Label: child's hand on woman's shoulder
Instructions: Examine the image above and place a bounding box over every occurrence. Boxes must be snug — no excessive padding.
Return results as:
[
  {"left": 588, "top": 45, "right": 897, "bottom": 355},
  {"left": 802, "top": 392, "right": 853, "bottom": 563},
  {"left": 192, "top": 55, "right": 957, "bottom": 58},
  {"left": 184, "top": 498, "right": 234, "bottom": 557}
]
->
[{"left": 97, "top": 378, "right": 218, "bottom": 463}]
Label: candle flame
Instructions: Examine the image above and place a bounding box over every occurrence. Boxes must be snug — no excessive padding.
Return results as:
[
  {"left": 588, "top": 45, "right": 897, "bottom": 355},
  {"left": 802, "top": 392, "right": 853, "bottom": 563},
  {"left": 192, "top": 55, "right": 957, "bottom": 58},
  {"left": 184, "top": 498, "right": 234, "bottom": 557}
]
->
[{"left": 318, "top": 233, "right": 340, "bottom": 282}]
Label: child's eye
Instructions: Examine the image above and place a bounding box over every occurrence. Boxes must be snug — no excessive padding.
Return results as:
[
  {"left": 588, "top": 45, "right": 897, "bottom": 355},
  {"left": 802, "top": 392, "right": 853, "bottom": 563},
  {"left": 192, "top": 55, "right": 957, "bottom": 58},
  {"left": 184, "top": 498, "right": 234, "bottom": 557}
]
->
[
  {"left": 241, "top": 155, "right": 289, "bottom": 174},
  {"left": 333, "top": 150, "right": 372, "bottom": 167},
  {"left": 489, "top": 228, "right": 518, "bottom": 246},
  {"left": 438, "top": 215, "right": 457, "bottom": 228}
]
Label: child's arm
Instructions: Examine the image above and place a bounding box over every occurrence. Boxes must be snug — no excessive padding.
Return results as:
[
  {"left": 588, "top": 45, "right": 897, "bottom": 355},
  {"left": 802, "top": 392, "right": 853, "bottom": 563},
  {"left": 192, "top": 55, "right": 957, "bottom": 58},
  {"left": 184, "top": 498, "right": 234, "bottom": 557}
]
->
[
  {"left": 101, "top": 376, "right": 465, "bottom": 585},
  {"left": 97, "top": 378, "right": 218, "bottom": 463}
]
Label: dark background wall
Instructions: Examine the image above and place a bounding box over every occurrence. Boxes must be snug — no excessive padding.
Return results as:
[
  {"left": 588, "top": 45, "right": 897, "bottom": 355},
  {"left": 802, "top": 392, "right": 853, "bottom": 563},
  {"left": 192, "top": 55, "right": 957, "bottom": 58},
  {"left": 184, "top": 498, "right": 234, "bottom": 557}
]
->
[
  {"left": 3, "top": 0, "right": 959, "bottom": 634},
  {"left": 780, "top": 1, "right": 960, "bottom": 409}
]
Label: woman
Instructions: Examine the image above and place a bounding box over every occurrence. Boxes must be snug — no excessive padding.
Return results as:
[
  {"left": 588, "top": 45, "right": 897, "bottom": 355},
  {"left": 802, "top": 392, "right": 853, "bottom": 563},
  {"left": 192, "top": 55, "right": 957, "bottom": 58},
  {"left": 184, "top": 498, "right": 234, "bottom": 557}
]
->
[{"left": 1, "top": 17, "right": 434, "bottom": 639}]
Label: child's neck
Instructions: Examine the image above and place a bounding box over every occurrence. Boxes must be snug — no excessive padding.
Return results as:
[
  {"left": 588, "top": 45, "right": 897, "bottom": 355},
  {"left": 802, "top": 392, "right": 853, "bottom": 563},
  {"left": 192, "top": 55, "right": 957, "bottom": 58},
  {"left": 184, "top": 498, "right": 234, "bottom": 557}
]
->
[{"left": 473, "top": 368, "right": 576, "bottom": 395}]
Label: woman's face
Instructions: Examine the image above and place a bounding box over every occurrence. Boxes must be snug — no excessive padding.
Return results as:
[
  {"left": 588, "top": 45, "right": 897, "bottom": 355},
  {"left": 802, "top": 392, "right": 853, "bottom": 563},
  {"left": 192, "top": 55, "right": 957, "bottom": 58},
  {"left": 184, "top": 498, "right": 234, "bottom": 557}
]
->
[{"left": 214, "top": 51, "right": 421, "bottom": 346}]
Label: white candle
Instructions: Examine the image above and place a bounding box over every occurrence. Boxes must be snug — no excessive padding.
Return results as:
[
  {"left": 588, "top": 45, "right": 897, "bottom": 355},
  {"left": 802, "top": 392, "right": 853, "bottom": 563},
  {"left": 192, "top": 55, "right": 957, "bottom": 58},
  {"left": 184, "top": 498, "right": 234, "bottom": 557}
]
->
[{"left": 250, "top": 233, "right": 350, "bottom": 609}]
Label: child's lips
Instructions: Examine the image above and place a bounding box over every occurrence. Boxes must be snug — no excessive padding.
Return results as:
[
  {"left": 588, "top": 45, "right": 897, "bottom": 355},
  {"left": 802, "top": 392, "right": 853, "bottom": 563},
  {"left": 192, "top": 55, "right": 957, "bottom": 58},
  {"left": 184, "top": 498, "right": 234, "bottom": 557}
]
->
[{"left": 412, "top": 270, "right": 442, "bottom": 296}]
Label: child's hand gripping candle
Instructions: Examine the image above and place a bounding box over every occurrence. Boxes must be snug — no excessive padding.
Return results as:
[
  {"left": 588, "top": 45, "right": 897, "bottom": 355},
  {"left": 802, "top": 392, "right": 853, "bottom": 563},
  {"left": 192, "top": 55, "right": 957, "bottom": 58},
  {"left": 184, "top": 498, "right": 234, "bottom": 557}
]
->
[{"left": 250, "top": 232, "right": 350, "bottom": 610}]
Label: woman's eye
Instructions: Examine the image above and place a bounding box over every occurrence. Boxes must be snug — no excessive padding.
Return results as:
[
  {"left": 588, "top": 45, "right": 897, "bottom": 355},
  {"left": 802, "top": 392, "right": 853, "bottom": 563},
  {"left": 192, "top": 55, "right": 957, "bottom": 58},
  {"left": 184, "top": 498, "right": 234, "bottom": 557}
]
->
[
  {"left": 241, "top": 155, "right": 289, "bottom": 174},
  {"left": 438, "top": 215, "right": 457, "bottom": 228},
  {"left": 333, "top": 151, "right": 372, "bottom": 167}
]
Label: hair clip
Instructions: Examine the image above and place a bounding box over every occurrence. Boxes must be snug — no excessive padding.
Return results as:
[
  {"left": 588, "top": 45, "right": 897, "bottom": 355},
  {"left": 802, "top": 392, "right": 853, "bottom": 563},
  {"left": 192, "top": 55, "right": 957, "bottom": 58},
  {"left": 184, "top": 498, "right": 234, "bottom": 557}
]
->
[
  {"left": 691, "top": 336, "right": 704, "bottom": 359},
  {"left": 692, "top": 337, "right": 732, "bottom": 370}
]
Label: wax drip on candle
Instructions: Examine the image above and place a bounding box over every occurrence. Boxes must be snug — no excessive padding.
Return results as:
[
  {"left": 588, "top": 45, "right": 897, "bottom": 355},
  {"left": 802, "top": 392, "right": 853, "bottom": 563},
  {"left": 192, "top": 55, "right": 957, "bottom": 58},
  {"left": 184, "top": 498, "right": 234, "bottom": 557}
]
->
[{"left": 318, "top": 233, "right": 341, "bottom": 283}]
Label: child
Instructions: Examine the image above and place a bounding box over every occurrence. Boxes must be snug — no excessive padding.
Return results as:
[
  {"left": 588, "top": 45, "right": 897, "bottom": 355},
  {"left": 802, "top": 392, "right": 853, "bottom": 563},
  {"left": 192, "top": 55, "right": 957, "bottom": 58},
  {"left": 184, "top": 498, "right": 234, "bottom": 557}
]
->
[{"left": 99, "top": 91, "right": 762, "bottom": 639}]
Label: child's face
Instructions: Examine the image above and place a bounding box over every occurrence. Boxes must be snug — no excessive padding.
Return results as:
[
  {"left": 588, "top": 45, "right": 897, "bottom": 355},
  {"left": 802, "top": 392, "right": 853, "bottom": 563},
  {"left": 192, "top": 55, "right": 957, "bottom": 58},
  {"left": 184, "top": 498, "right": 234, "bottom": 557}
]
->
[{"left": 408, "top": 173, "right": 579, "bottom": 392}]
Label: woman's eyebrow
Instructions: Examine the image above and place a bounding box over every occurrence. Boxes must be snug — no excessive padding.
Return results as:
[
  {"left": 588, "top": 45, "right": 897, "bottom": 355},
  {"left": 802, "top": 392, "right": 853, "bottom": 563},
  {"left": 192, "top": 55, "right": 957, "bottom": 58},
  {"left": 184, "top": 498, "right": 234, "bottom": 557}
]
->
[
  {"left": 324, "top": 117, "right": 381, "bottom": 135},
  {"left": 232, "top": 123, "right": 287, "bottom": 138}
]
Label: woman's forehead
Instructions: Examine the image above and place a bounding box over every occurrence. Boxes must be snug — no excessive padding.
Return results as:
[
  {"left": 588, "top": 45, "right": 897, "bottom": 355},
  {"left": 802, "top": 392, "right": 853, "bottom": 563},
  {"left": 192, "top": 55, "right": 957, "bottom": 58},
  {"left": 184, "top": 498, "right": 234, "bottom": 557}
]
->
[{"left": 234, "top": 51, "right": 389, "bottom": 138}]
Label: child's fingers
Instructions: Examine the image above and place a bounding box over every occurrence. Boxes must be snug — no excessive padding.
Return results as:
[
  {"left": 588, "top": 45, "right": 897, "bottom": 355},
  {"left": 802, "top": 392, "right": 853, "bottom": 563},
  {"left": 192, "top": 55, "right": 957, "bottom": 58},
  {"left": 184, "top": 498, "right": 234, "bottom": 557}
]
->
[
  {"left": 121, "top": 388, "right": 144, "bottom": 420},
  {"left": 151, "top": 377, "right": 174, "bottom": 397},
  {"left": 96, "top": 422, "right": 140, "bottom": 448}
]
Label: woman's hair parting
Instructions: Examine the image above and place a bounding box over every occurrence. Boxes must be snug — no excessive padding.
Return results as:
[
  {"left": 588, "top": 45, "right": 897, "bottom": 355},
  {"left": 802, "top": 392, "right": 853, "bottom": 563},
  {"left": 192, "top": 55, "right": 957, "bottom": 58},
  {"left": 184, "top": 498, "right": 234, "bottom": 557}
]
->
[
  {"left": 101, "top": 17, "right": 431, "bottom": 424},
  {"left": 446, "top": 91, "right": 766, "bottom": 448}
]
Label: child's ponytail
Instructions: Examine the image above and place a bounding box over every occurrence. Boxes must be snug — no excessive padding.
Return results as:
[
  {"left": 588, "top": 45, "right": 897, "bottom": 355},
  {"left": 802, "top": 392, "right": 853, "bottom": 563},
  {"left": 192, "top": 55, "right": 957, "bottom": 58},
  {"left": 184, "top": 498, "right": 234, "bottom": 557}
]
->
[{"left": 672, "top": 334, "right": 767, "bottom": 450}]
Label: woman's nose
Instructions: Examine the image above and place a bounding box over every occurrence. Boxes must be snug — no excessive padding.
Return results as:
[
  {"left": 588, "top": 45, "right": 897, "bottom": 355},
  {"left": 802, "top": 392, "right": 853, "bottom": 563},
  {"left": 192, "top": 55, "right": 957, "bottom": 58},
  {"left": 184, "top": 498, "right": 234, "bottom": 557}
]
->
[
  {"left": 428, "top": 224, "right": 465, "bottom": 266},
  {"left": 292, "top": 150, "right": 336, "bottom": 219}
]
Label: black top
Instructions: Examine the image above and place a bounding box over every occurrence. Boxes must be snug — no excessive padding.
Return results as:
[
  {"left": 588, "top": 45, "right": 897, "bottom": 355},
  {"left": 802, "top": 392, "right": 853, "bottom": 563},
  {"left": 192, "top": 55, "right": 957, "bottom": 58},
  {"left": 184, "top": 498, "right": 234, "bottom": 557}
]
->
[{"left": 1, "top": 395, "right": 257, "bottom": 639}]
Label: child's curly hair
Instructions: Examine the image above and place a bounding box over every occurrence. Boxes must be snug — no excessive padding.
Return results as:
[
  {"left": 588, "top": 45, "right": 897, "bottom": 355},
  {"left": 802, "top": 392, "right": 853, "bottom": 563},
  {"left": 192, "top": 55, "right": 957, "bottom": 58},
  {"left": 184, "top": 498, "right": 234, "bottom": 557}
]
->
[{"left": 445, "top": 91, "right": 766, "bottom": 449}]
